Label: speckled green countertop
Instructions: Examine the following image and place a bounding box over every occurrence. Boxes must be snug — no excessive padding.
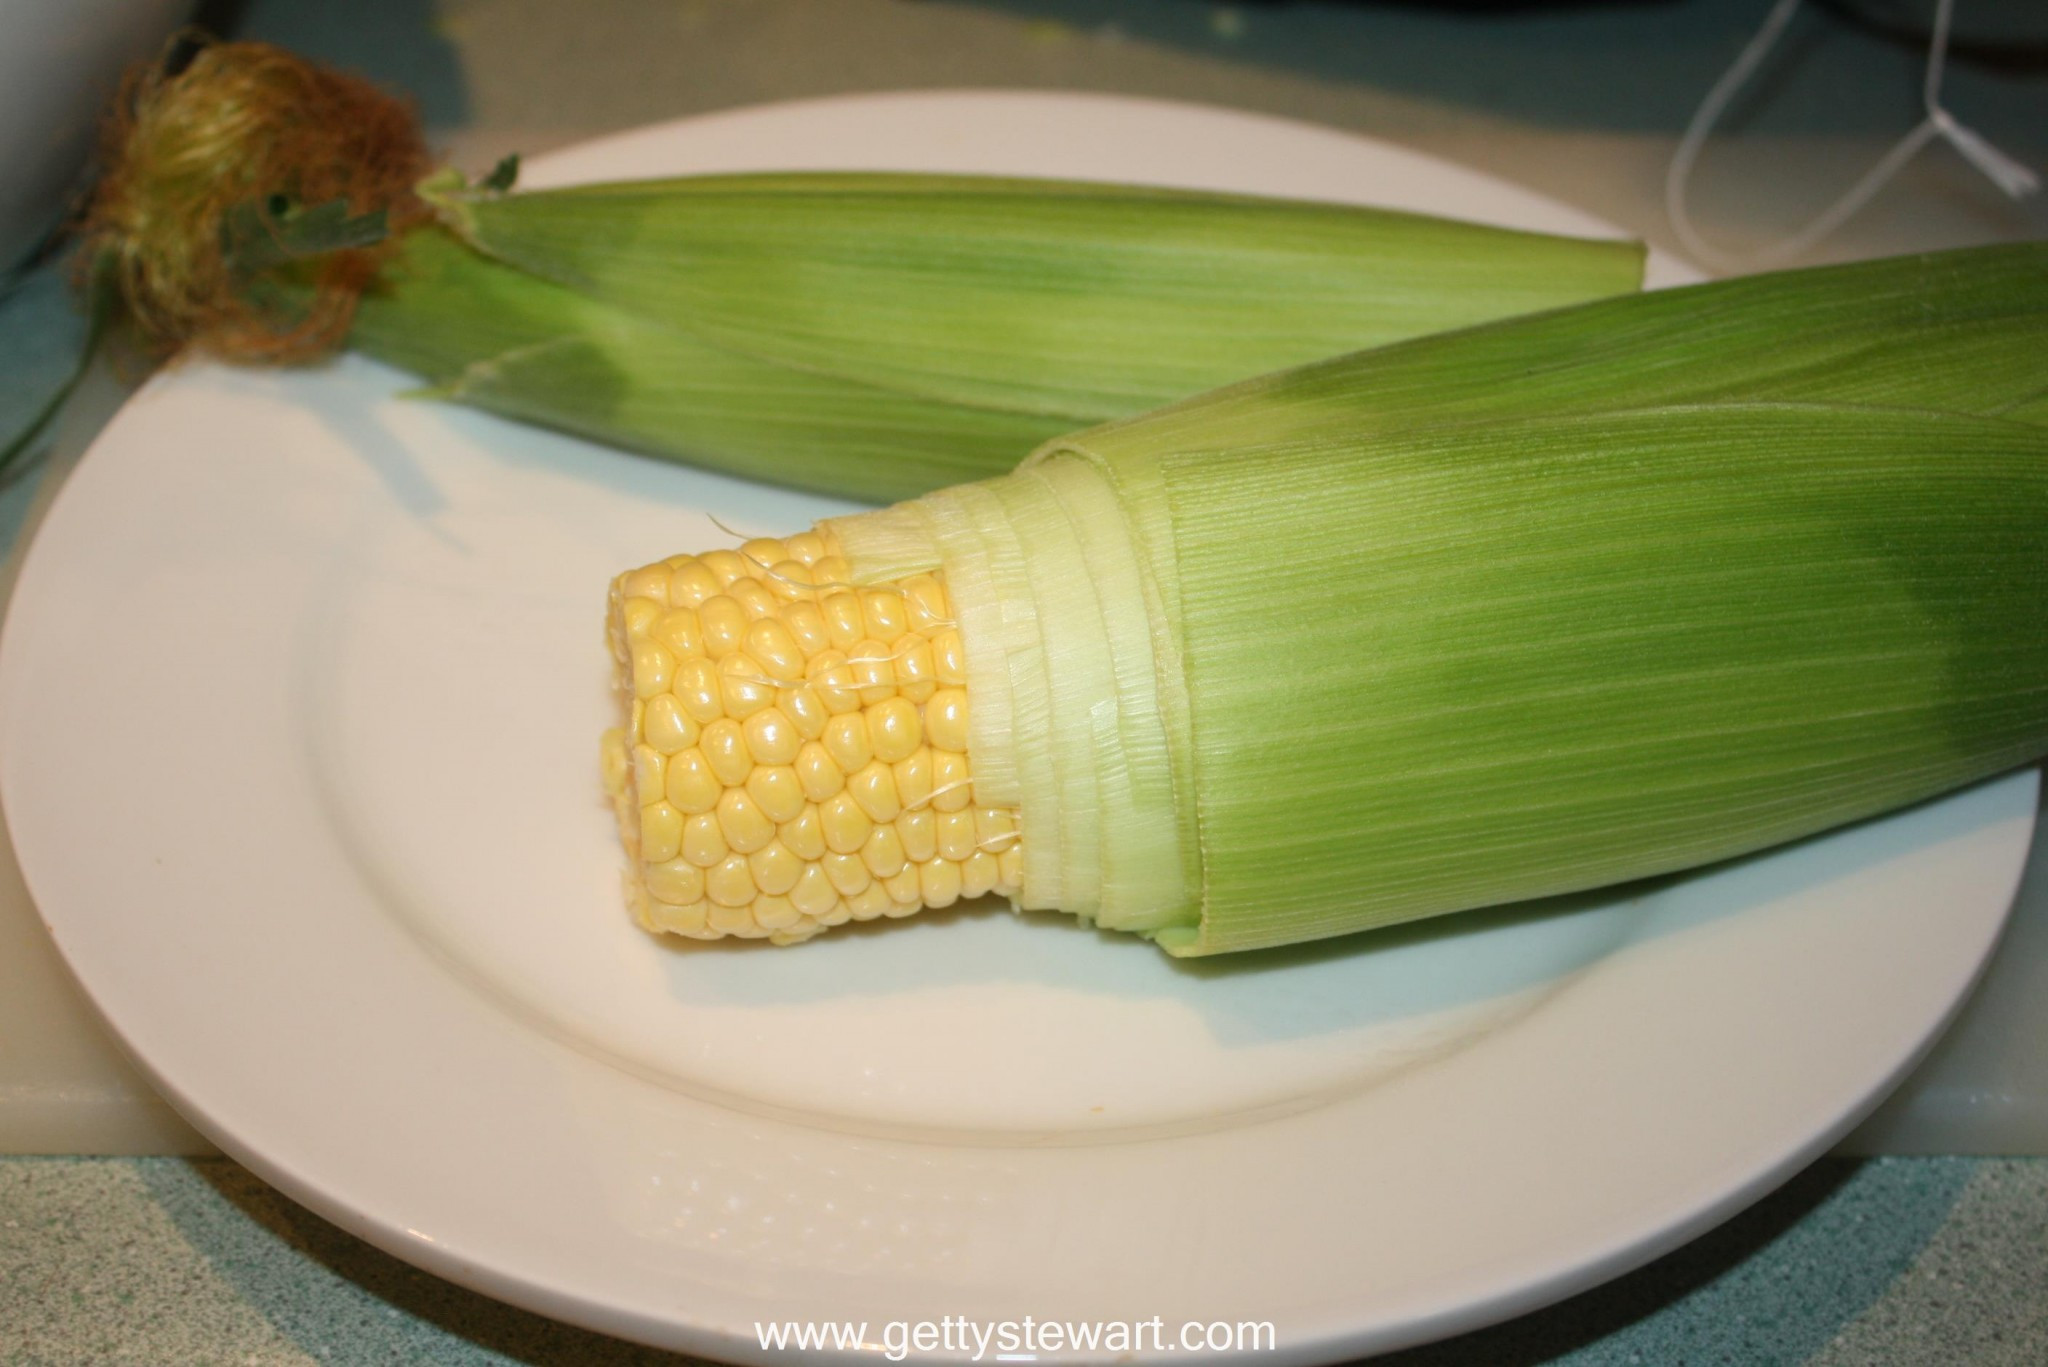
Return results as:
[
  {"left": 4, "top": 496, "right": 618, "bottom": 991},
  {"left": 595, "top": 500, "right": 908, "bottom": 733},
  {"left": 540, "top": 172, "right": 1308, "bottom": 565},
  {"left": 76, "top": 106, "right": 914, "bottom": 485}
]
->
[{"left": 4, "top": 2, "right": 2047, "bottom": 1362}]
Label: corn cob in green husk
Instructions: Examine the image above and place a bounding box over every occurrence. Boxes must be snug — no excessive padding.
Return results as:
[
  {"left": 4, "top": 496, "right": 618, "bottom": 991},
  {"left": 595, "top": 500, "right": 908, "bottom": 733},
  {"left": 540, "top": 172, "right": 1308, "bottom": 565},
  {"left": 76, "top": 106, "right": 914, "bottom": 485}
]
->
[{"left": 601, "top": 243, "right": 2048, "bottom": 953}]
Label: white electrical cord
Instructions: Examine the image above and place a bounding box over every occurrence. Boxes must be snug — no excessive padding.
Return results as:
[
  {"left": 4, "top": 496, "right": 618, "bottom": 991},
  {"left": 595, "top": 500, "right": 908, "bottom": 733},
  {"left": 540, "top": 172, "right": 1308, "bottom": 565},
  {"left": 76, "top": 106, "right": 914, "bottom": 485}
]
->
[{"left": 1665, "top": 0, "right": 2038, "bottom": 273}]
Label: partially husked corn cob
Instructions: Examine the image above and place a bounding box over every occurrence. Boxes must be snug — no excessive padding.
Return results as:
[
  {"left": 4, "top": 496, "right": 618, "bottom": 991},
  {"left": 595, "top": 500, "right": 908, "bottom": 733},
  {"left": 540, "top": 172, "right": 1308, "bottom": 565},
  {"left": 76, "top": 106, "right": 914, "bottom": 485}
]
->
[
  {"left": 600, "top": 534, "right": 1022, "bottom": 943},
  {"left": 605, "top": 244, "right": 2048, "bottom": 956}
]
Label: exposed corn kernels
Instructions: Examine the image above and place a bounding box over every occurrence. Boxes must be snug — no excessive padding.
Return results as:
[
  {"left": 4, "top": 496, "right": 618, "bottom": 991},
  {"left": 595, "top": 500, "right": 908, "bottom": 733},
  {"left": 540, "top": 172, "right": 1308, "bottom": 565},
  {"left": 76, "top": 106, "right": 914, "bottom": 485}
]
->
[
  {"left": 665, "top": 748, "right": 721, "bottom": 814},
  {"left": 706, "top": 855, "right": 756, "bottom": 907},
  {"left": 682, "top": 812, "right": 728, "bottom": 868},
  {"left": 643, "top": 694, "right": 700, "bottom": 755},
  {"left": 747, "top": 765, "right": 806, "bottom": 824},
  {"left": 716, "top": 787, "right": 776, "bottom": 854},
  {"left": 701, "top": 719, "right": 752, "bottom": 786},
  {"left": 866, "top": 697, "right": 922, "bottom": 764}
]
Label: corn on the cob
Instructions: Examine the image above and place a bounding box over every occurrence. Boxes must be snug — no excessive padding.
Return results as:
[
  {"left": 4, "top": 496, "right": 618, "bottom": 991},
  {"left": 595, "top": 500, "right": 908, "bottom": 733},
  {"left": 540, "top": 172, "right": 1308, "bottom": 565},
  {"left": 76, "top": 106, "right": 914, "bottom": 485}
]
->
[
  {"left": 80, "top": 41, "right": 1647, "bottom": 504},
  {"left": 604, "top": 243, "right": 2048, "bottom": 955}
]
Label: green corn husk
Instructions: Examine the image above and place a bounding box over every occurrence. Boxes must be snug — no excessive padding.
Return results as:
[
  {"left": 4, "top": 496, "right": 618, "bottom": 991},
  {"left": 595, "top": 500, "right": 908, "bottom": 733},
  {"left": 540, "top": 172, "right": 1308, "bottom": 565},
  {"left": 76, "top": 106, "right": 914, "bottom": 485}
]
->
[
  {"left": 821, "top": 243, "right": 2048, "bottom": 955},
  {"left": 349, "top": 172, "right": 1644, "bottom": 502}
]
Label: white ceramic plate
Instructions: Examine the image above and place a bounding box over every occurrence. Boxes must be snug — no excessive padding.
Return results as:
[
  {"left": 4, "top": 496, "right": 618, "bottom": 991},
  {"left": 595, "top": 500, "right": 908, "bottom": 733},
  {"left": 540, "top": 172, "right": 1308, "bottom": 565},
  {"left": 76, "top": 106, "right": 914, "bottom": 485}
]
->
[{"left": 0, "top": 93, "right": 2035, "bottom": 1363}]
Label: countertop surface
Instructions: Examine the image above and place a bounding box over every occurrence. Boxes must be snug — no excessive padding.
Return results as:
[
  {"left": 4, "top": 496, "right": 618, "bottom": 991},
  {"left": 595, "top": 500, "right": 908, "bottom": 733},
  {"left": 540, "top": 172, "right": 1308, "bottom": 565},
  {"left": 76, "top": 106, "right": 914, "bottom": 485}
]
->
[{"left": 3, "top": 0, "right": 2045, "bottom": 1362}]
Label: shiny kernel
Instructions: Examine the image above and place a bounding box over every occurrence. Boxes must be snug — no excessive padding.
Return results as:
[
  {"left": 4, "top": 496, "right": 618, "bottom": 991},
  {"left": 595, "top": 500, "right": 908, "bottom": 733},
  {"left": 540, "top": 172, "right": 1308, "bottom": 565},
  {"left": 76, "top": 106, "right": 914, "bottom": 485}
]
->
[
  {"left": 805, "top": 650, "right": 860, "bottom": 714},
  {"left": 632, "top": 745, "right": 666, "bottom": 808},
  {"left": 730, "top": 579, "right": 780, "bottom": 620},
  {"left": 699, "top": 549, "right": 750, "bottom": 588},
  {"left": 664, "top": 748, "right": 721, "bottom": 814},
  {"left": 739, "top": 537, "right": 787, "bottom": 571},
  {"left": 975, "top": 807, "right": 1018, "bottom": 846},
  {"left": 930, "top": 749, "right": 972, "bottom": 812},
  {"left": 846, "top": 761, "right": 902, "bottom": 824},
  {"left": 926, "top": 689, "right": 970, "bottom": 753},
  {"left": 820, "top": 592, "right": 865, "bottom": 648},
  {"left": 672, "top": 657, "right": 724, "bottom": 723},
  {"left": 998, "top": 845, "right": 1025, "bottom": 890},
  {"left": 668, "top": 561, "right": 720, "bottom": 607},
  {"left": 780, "top": 684, "right": 828, "bottom": 740},
  {"left": 813, "top": 898, "right": 853, "bottom": 928},
  {"left": 848, "top": 639, "right": 896, "bottom": 703},
  {"left": 682, "top": 812, "right": 729, "bottom": 867},
  {"left": 643, "top": 694, "right": 700, "bottom": 755},
  {"left": 933, "top": 629, "right": 967, "bottom": 685},
  {"left": 765, "top": 559, "right": 814, "bottom": 600},
  {"left": 820, "top": 793, "right": 872, "bottom": 854},
  {"left": 860, "top": 824, "right": 907, "bottom": 879},
  {"left": 961, "top": 850, "right": 1001, "bottom": 898},
  {"left": 748, "top": 841, "right": 802, "bottom": 896},
  {"left": 790, "top": 864, "right": 838, "bottom": 916},
  {"left": 751, "top": 894, "right": 802, "bottom": 930},
  {"left": 846, "top": 883, "right": 893, "bottom": 921},
  {"left": 743, "top": 708, "right": 800, "bottom": 766},
  {"left": 743, "top": 620, "right": 805, "bottom": 681},
  {"left": 786, "top": 531, "right": 827, "bottom": 565},
  {"left": 902, "top": 574, "right": 950, "bottom": 630},
  {"left": 893, "top": 749, "right": 933, "bottom": 811},
  {"left": 631, "top": 640, "right": 674, "bottom": 700},
  {"left": 894, "top": 639, "right": 936, "bottom": 702},
  {"left": 716, "top": 788, "right": 775, "bottom": 854},
  {"left": 698, "top": 596, "right": 747, "bottom": 657},
  {"left": 860, "top": 589, "right": 907, "bottom": 644},
  {"left": 639, "top": 802, "right": 683, "bottom": 863},
  {"left": 700, "top": 719, "right": 752, "bottom": 786},
  {"left": 706, "top": 855, "right": 757, "bottom": 907},
  {"left": 650, "top": 608, "right": 702, "bottom": 660},
  {"left": 644, "top": 858, "right": 705, "bottom": 906},
  {"left": 822, "top": 851, "right": 871, "bottom": 896},
  {"left": 822, "top": 713, "right": 872, "bottom": 773},
  {"left": 811, "top": 555, "right": 852, "bottom": 591},
  {"left": 708, "top": 900, "right": 761, "bottom": 936},
  {"left": 746, "top": 766, "right": 805, "bottom": 824},
  {"left": 883, "top": 867, "right": 923, "bottom": 911},
  {"left": 918, "top": 858, "right": 963, "bottom": 909},
  {"left": 795, "top": 742, "right": 845, "bottom": 803},
  {"left": 718, "top": 654, "right": 775, "bottom": 719},
  {"left": 645, "top": 899, "right": 711, "bottom": 935},
  {"left": 937, "top": 809, "right": 978, "bottom": 861},
  {"left": 780, "top": 805, "right": 826, "bottom": 861},
  {"left": 784, "top": 602, "right": 832, "bottom": 656},
  {"left": 621, "top": 565, "right": 670, "bottom": 604},
  {"left": 898, "top": 808, "right": 936, "bottom": 864},
  {"left": 622, "top": 596, "right": 662, "bottom": 637},
  {"left": 866, "top": 697, "right": 922, "bottom": 764}
]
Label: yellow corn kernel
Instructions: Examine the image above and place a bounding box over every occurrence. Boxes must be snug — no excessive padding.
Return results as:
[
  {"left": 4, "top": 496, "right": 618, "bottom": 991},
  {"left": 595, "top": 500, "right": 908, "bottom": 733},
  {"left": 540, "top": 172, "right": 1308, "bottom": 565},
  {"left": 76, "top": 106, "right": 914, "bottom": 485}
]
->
[
  {"left": 664, "top": 748, "right": 721, "bottom": 814},
  {"left": 716, "top": 787, "right": 776, "bottom": 854},
  {"left": 894, "top": 637, "right": 937, "bottom": 703},
  {"left": 640, "top": 802, "right": 683, "bottom": 864},
  {"left": 621, "top": 596, "right": 662, "bottom": 639},
  {"left": 746, "top": 765, "right": 806, "bottom": 824},
  {"left": 822, "top": 850, "right": 871, "bottom": 896},
  {"left": 682, "top": 812, "right": 729, "bottom": 868},
  {"left": 699, "top": 549, "right": 749, "bottom": 588},
  {"left": 810, "top": 554, "right": 851, "bottom": 588},
  {"left": 739, "top": 537, "right": 787, "bottom": 573},
  {"left": 650, "top": 607, "right": 702, "bottom": 660},
  {"left": 642, "top": 694, "right": 700, "bottom": 755},
  {"left": 918, "top": 858, "right": 962, "bottom": 909},
  {"left": 698, "top": 595, "right": 747, "bottom": 657},
  {"left": 790, "top": 863, "right": 838, "bottom": 917},
  {"left": 780, "top": 683, "right": 828, "bottom": 740},
  {"left": 937, "top": 809, "right": 978, "bottom": 862},
  {"left": 708, "top": 900, "right": 759, "bottom": 936},
  {"left": 730, "top": 578, "right": 780, "bottom": 621},
  {"left": 786, "top": 531, "right": 827, "bottom": 565},
  {"left": 820, "top": 592, "right": 865, "bottom": 649},
  {"left": 668, "top": 560, "right": 719, "bottom": 607},
  {"left": 820, "top": 792, "right": 873, "bottom": 854},
  {"left": 743, "top": 619, "right": 805, "bottom": 682},
  {"left": 644, "top": 858, "right": 705, "bottom": 906},
  {"left": 846, "top": 882, "right": 893, "bottom": 921},
  {"left": 718, "top": 653, "right": 776, "bottom": 719},
  {"left": 999, "top": 845, "right": 1025, "bottom": 889},
  {"left": 631, "top": 640, "right": 674, "bottom": 700},
  {"left": 860, "top": 589, "right": 907, "bottom": 644},
  {"left": 706, "top": 855, "right": 757, "bottom": 907},
  {"left": 861, "top": 824, "right": 907, "bottom": 879},
  {"left": 783, "top": 601, "right": 832, "bottom": 656},
  {"left": 646, "top": 899, "right": 711, "bottom": 936},
  {"left": 899, "top": 808, "right": 937, "bottom": 865},
  {"left": 780, "top": 807, "right": 827, "bottom": 862},
  {"left": 930, "top": 749, "right": 971, "bottom": 812},
  {"left": 621, "top": 565, "right": 670, "bottom": 604},
  {"left": 846, "top": 760, "right": 902, "bottom": 824},
  {"left": 700, "top": 718, "right": 752, "bottom": 786},
  {"left": 883, "top": 868, "right": 924, "bottom": 913},
  {"left": 961, "top": 849, "right": 1001, "bottom": 898},
  {"left": 805, "top": 649, "right": 861, "bottom": 715},
  {"left": 751, "top": 894, "right": 802, "bottom": 930},
  {"left": 933, "top": 629, "right": 967, "bottom": 685},
  {"left": 764, "top": 559, "right": 814, "bottom": 601},
  {"left": 672, "top": 657, "right": 724, "bottom": 724},
  {"left": 902, "top": 574, "right": 950, "bottom": 631},
  {"left": 866, "top": 697, "right": 922, "bottom": 764},
  {"left": 894, "top": 748, "right": 933, "bottom": 812},
  {"left": 632, "top": 745, "right": 666, "bottom": 808},
  {"left": 848, "top": 639, "right": 896, "bottom": 704},
  {"left": 749, "top": 841, "right": 802, "bottom": 896},
  {"left": 795, "top": 742, "right": 845, "bottom": 803},
  {"left": 822, "top": 712, "right": 872, "bottom": 773},
  {"left": 926, "top": 689, "right": 969, "bottom": 753},
  {"left": 742, "top": 707, "right": 801, "bottom": 766}
]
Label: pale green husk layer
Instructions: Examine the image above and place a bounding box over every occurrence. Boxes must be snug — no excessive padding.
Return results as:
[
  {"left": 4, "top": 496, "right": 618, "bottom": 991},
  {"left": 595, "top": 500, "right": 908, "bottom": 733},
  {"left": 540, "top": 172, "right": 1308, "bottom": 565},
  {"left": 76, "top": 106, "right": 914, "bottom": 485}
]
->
[
  {"left": 831, "top": 243, "right": 2048, "bottom": 955},
  {"left": 350, "top": 171, "right": 1644, "bottom": 503}
]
